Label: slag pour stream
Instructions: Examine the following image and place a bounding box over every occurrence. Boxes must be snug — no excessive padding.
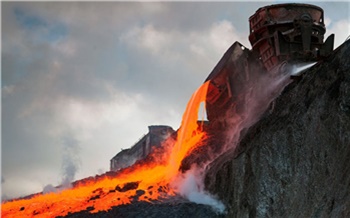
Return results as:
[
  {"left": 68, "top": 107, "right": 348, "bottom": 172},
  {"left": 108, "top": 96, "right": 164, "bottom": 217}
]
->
[{"left": 1, "top": 81, "right": 211, "bottom": 218}]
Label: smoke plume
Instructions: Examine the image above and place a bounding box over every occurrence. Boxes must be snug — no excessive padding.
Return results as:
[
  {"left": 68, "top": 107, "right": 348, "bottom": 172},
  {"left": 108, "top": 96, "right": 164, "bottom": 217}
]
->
[
  {"left": 176, "top": 63, "right": 303, "bottom": 211},
  {"left": 60, "top": 134, "right": 80, "bottom": 188},
  {"left": 42, "top": 184, "right": 57, "bottom": 194},
  {"left": 42, "top": 134, "right": 81, "bottom": 194},
  {"left": 220, "top": 67, "right": 292, "bottom": 156},
  {"left": 172, "top": 166, "right": 226, "bottom": 213}
]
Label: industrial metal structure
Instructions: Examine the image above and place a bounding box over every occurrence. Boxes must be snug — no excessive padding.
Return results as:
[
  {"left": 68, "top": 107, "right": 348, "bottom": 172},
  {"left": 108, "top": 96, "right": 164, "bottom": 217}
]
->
[
  {"left": 110, "top": 125, "right": 175, "bottom": 171},
  {"left": 205, "top": 3, "right": 334, "bottom": 123},
  {"left": 110, "top": 4, "right": 335, "bottom": 170},
  {"left": 249, "top": 3, "right": 334, "bottom": 71}
]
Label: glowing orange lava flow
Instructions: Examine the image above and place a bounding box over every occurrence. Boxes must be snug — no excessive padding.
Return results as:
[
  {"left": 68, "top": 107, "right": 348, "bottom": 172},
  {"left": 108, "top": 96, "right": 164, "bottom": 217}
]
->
[{"left": 1, "top": 81, "right": 210, "bottom": 218}]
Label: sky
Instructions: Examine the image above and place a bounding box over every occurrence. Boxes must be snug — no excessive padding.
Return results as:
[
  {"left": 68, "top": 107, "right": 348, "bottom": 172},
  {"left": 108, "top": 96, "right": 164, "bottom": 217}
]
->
[{"left": 1, "top": 1, "right": 350, "bottom": 200}]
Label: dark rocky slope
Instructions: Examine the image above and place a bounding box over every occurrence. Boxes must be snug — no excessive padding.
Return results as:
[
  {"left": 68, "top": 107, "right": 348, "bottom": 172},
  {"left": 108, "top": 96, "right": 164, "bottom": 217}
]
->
[
  {"left": 61, "top": 41, "right": 349, "bottom": 218},
  {"left": 61, "top": 200, "right": 225, "bottom": 218},
  {"left": 205, "top": 40, "right": 350, "bottom": 217}
]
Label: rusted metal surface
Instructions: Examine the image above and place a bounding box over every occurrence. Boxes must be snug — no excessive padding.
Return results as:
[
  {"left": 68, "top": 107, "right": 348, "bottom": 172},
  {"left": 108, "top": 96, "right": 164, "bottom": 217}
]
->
[
  {"left": 205, "top": 3, "right": 335, "bottom": 123},
  {"left": 205, "top": 42, "right": 264, "bottom": 124},
  {"left": 110, "top": 126, "right": 175, "bottom": 171},
  {"left": 249, "top": 3, "right": 334, "bottom": 71}
]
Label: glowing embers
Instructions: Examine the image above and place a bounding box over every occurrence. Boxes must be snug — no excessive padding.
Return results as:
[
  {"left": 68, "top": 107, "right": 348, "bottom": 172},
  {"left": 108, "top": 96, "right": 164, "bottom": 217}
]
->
[{"left": 1, "top": 81, "right": 211, "bottom": 217}]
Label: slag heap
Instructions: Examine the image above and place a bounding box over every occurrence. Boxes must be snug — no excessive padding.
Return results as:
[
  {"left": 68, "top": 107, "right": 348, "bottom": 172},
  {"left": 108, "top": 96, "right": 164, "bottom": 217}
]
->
[{"left": 1, "top": 3, "right": 337, "bottom": 218}]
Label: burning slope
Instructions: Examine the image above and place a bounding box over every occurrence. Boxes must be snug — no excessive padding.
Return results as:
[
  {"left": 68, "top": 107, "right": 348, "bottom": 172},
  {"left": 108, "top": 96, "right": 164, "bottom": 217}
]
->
[{"left": 1, "top": 81, "right": 210, "bottom": 218}]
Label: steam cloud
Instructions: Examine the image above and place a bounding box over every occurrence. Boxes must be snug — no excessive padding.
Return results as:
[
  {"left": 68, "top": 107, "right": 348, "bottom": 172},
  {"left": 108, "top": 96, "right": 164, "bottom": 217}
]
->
[
  {"left": 291, "top": 62, "right": 317, "bottom": 76},
  {"left": 175, "top": 62, "right": 305, "bottom": 212},
  {"left": 172, "top": 167, "right": 226, "bottom": 213},
  {"left": 219, "top": 66, "right": 293, "bottom": 156},
  {"left": 43, "top": 133, "right": 80, "bottom": 194},
  {"left": 61, "top": 134, "right": 80, "bottom": 188},
  {"left": 42, "top": 184, "right": 57, "bottom": 194}
]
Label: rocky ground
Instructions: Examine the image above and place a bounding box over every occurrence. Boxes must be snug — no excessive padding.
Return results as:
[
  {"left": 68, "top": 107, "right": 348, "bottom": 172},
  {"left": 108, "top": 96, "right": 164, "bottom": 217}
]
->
[
  {"left": 205, "top": 40, "right": 350, "bottom": 217},
  {"left": 60, "top": 39, "right": 350, "bottom": 218},
  {"left": 60, "top": 199, "right": 225, "bottom": 218}
]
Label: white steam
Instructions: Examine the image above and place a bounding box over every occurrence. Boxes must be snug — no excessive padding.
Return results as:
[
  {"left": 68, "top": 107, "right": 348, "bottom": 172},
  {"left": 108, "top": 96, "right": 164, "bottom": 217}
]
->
[
  {"left": 43, "top": 184, "right": 57, "bottom": 194},
  {"left": 172, "top": 167, "right": 226, "bottom": 214},
  {"left": 60, "top": 134, "right": 80, "bottom": 188},
  {"left": 290, "top": 62, "right": 317, "bottom": 76},
  {"left": 42, "top": 134, "right": 81, "bottom": 194},
  {"left": 221, "top": 68, "right": 292, "bottom": 154},
  {"left": 174, "top": 62, "right": 298, "bottom": 212}
]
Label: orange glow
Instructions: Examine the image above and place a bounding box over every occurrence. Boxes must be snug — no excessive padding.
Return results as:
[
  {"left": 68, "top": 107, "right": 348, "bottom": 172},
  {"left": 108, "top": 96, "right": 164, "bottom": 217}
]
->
[{"left": 1, "top": 81, "right": 210, "bottom": 218}]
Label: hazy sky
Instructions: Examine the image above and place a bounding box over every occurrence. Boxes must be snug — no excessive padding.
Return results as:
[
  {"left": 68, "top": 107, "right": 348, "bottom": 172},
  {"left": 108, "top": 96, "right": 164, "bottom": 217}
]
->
[{"left": 2, "top": 1, "right": 349, "bottom": 199}]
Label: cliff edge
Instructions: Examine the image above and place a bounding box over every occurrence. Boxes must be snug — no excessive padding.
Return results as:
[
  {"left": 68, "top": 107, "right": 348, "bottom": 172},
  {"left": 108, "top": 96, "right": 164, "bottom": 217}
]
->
[{"left": 205, "top": 40, "right": 350, "bottom": 217}]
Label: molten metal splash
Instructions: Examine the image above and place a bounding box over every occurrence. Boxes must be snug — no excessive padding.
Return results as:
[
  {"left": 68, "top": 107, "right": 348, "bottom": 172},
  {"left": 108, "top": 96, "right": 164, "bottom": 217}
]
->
[{"left": 1, "top": 81, "right": 210, "bottom": 218}]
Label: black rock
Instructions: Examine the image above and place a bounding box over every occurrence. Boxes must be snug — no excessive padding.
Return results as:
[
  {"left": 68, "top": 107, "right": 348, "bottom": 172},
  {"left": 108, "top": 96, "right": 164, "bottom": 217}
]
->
[
  {"left": 115, "top": 181, "right": 140, "bottom": 192},
  {"left": 205, "top": 40, "right": 350, "bottom": 217},
  {"left": 61, "top": 201, "right": 225, "bottom": 218}
]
